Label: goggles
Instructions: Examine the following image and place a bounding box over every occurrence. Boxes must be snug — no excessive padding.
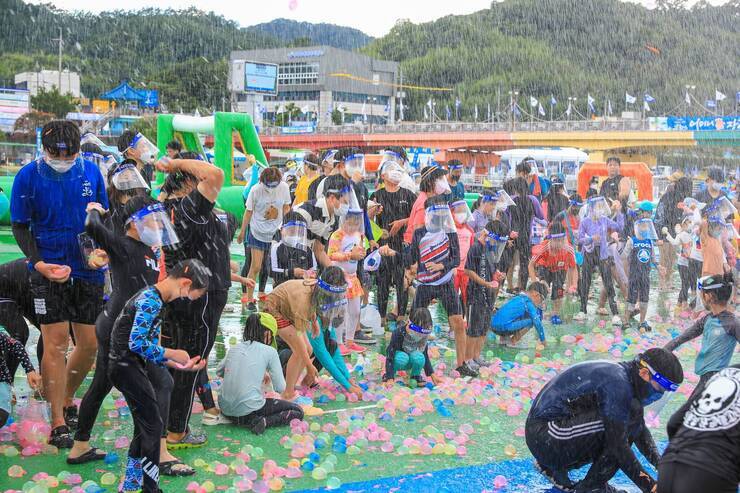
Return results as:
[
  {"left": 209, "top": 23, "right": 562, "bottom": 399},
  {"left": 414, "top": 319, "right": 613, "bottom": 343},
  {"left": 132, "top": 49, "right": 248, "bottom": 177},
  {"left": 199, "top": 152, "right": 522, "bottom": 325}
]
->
[
  {"left": 408, "top": 322, "right": 431, "bottom": 335},
  {"left": 640, "top": 360, "right": 679, "bottom": 392}
]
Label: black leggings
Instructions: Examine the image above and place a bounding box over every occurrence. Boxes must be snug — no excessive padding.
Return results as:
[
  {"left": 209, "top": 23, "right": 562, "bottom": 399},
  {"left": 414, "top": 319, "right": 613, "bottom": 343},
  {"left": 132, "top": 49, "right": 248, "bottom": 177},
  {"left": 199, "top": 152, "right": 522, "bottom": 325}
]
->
[
  {"left": 224, "top": 398, "right": 303, "bottom": 429},
  {"left": 109, "top": 357, "right": 173, "bottom": 493},
  {"left": 515, "top": 238, "right": 531, "bottom": 290},
  {"left": 657, "top": 462, "right": 736, "bottom": 493},
  {"left": 578, "top": 250, "right": 618, "bottom": 315},
  {"left": 376, "top": 253, "right": 408, "bottom": 319},
  {"left": 164, "top": 289, "right": 228, "bottom": 434},
  {"left": 677, "top": 264, "right": 698, "bottom": 304}
]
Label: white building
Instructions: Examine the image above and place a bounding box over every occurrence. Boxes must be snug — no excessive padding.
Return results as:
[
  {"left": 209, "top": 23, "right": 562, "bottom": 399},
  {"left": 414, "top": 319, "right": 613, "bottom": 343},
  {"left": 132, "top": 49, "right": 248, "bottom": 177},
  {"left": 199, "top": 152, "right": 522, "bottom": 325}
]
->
[{"left": 14, "top": 70, "right": 81, "bottom": 98}]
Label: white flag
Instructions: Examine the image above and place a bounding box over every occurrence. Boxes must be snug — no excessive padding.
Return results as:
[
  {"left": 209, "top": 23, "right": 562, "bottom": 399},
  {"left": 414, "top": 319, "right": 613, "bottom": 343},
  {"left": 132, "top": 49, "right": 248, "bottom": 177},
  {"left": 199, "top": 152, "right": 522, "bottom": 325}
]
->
[
  {"left": 716, "top": 90, "right": 726, "bottom": 102},
  {"left": 587, "top": 94, "right": 596, "bottom": 113},
  {"left": 530, "top": 96, "right": 538, "bottom": 108},
  {"left": 474, "top": 104, "right": 478, "bottom": 120},
  {"left": 643, "top": 100, "right": 651, "bottom": 112},
  {"left": 685, "top": 92, "right": 691, "bottom": 105},
  {"left": 538, "top": 102, "right": 546, "bottom": 117},
  {"left": 423, "top": 105, "right": 428, "bottom": 120},
  {"left": 607, "top": 100, "right": 613, "bottom": 116},
  {"left": 625, "top": 92, "right": 637, "bottom": 105},
  {"left": 566, "top": 101, "right": 572, "bottom": 116},
  {"left": 426, "top": 98, "right": 433, "bottom": 108}
]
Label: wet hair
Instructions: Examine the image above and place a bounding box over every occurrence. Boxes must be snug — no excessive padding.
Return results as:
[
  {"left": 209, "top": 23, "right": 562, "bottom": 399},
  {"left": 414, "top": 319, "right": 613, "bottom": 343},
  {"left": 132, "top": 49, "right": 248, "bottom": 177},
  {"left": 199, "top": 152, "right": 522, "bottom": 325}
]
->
[
  {"left": 120, "top": 194, "right": 157, "bottom": 230},
  {"left": 419, "top": 165, "right": 447, "bottom": 193},
  {"left": 303, "top": 152, "right": 320, "bottom": 168},
  {"left": 527, "top": 281, "right": 549, "bottom": 300},
  {"left": 334, "top": 147, "right": 362, "bottom": 164},
  {"left": 223, "top": 211, "right": 238, "bottom": 242},
  {"left": 322, "top": 174, "right": 350, "bottom": 199},
  {"left": 168, "top": 259, "right": 210, "bottom": 290},
  {"left": 107, "top": 160, "right": 148, "bottom": 207},
  {"left": 80, "top": 142, "right": 112, "bottom": 157},
  {"left": 544, "top": 187, "right": 569, "bottom": 222},
  {"left": 486, "top": 219, "right": 509, "bottom": 236},
  {"left": 409, "top": 307, "right": 432, "bottom": 331},
  {"left": 311, "top": 266, "right": 346, "bottom": 327},
  {"left": 260, "top": 166, "right": 282, "bottom": 185},
  {"left": 639, "top": 347, "right": 684, "bottom": 385},
  {"left": 117, "top": 130, "right": 137, "bottom": 153},
  {"left": 178, "top": 151, "right": 202, "bottom": 160},
  {"left": 511, "top": 177, "right": 535, "bottom": 221},
  {"left": 548, "top": 221, "right": 566, "bottom": 237},
  {"left": 502, "top": 179, "right": 516, "bottom": 196},
  {"left": 701, "top": 272, "right": 734, "bottom": 304},
  {"left": 516, "top": 158, "right": 532, "bottom": 175},
  {"left": 41, "top": 120, "right": 80, "bottom": 157},
  {"left": 606, "top": 156, "right": 621, "bottom": 166},
  {"left": 161, "top": 168, "right": 198, "bottom": 197},
  {"left": 384, "top": 146, "right": 407, "bottom": 162},
  {"left": 448, "top": 159, "right": 463, "bottom": 171},
  {"left": 166, "top": 140, "right": 182, "bottom": 152},
  {"left": 243, "top": 313, "right": 265, "bottom": 344},
  {"left": 424, "top": 194, "right": 447, "bottom": 209},
  {"left": 283, "top": 211, "right": 306, "bottom": 226}
]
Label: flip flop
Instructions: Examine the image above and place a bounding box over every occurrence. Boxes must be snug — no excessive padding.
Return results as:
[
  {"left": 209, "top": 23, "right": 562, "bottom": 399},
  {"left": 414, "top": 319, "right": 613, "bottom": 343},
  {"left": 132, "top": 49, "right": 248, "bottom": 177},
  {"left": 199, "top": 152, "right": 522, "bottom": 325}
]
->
[
  {"left": 66, "top": 447, "right": 107, "bottom": 465},
  {"left": 160, "top": 459, "right": 195, "bottom": 476}
]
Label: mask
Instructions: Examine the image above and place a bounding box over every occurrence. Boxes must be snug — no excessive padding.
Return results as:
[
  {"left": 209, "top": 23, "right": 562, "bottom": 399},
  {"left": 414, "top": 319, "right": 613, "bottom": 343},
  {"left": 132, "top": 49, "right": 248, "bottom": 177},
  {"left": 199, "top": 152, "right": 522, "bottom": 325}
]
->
[
  {"left": 387, "top": 170, "right": 403, "bottom": 184},
  {"left": 338, "top": 203, "right": 350, "bottom": 217},
  {"left": 711, "top": 182, "right": 723, "bottom": 192},
  {"left": 265, "top": 181, "right": 280, "bottom": 188},
  {"left": 138, "top": 227, "right": 162, "bottom": 247},
  {"left": 435, "top": 178, "right": 451, "bottom": 195},
  {"left": 44, "top": 155, "right": 77, "bottom": 173},
  {"left": 641, "top": 383, "right": 664, "bottom": 407},
  {"left": 454, "top": 212, "right": 468, "bottom": 224}
]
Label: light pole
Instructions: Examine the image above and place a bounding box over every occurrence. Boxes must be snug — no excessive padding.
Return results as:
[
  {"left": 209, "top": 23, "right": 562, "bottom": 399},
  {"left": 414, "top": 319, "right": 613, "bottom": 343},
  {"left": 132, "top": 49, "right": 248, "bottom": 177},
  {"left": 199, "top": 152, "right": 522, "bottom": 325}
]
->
[
  {"left": 508, "top": 90, "right": 518, "bottom": 130},
  {"left": 684, "top": 84, "right": 695, "bottom": 115}
]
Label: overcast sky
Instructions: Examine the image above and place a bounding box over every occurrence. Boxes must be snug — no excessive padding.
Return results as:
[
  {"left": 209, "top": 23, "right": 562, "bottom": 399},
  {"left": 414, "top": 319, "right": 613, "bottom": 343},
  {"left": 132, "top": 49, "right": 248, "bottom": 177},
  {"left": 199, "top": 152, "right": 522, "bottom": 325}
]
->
[{"left": 28, "top": 0, "right": 730, "bottom": 37}]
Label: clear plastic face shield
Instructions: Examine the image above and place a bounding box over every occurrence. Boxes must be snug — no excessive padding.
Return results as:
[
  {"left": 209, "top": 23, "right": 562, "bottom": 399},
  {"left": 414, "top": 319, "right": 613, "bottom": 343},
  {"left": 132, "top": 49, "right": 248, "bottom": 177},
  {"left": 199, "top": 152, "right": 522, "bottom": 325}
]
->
[
  {"left": 586, "top": 196, "right": 611, "bottom": 220},
  {"left": 321, "top": 149, "right": 339, "bottom": 173},
  {"left": 381, "top": 161, "right": 405, "bottom": 185},
  {"left": 111, "top": 162, "right": 150, "bottom": 191},
  {"left": 281, "top": 221, "right": 309, "bottom": 251},
  {"left": 634, "top": 219, "right": 658, "bottom": 241},
  {"left": 128, "top": 203, "right": 180, "bottom": 247},
  {"left": 450, "top": 200, "right": 472, "bottom": 225},
  {"left": 425, "top": 204, "right": 456, "bottom": 233},
  {"left": 707, "top": 196, "right": 738, "bottom": 220},
  {"left": 708, "top": 216, "right": 726, "bottom": 239},
  {"left": 493, "top": 190, "right": 516, "bottom": 213},
  {"left": 126, "top": 133, "right": 159, "bottom": 165},
  {"left": 343, "top": 153, "right": 365, "bottom": 177},
  {"left": 547, "top": 232, "right": 568, "bottom": 252},
  {"left": 316, "top": 277, "right": 348, "bottom": 323},
  {"left": 335, "top": 185, "right": 360, "bottom": 217},
  {"left": 381, "top": 150, "right": 406, "bottom": 167},
  {"left": 340, "top": 208, "right": 365, "bottom": 235},
  {"left": 485, "top": 231, "right": 509, "bottom": 263},
  {"left": 722, "top": 222, "right": 738, "bottom": 241}
]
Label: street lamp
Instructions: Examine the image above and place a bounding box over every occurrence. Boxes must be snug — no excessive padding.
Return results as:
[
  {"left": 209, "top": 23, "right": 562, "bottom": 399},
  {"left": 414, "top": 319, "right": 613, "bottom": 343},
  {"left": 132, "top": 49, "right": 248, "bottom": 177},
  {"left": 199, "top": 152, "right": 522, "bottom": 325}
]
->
[
  {"left": 508, "top": 90, "right": 519, "bottom": 129},
  {"left": 684, "top": 84, "right": 696, "bottom": 114}
]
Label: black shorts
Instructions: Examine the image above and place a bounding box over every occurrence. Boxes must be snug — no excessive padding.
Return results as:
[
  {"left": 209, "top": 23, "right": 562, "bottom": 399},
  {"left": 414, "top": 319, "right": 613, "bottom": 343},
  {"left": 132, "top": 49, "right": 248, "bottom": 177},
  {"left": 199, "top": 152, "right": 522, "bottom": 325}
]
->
[
  {"left": 466, "top": 299, "right": 492, "bottom": 338},
  {"left": 412, "top": 280, "right": 462, "bottom": 316},
  {"left": 627, "top": 268, "right": 650, "bottom": 304},
  {"left": 29, "top": 273, "right": 104, "bottom": 325},
  {"left": 536, "top": 268, "right": 566, "bottom": 300}
]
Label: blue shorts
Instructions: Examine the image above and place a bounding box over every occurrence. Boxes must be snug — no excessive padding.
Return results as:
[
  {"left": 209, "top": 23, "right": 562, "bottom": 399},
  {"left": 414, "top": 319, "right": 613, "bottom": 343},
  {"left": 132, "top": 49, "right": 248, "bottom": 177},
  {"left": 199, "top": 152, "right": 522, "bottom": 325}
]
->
[
  {"left": 0, "top": 382, "right": 11, "bottom": 414},
  {"left": 247, "top": 231, "right": 272, "bottom": 251}
]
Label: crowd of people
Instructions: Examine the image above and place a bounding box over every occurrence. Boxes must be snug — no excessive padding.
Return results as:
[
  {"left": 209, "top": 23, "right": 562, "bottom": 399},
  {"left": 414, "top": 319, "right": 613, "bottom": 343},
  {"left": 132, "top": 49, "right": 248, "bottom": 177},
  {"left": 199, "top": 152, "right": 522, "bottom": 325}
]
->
[{"left": 0, "top": 118, "right": 737, "bottom": 493}]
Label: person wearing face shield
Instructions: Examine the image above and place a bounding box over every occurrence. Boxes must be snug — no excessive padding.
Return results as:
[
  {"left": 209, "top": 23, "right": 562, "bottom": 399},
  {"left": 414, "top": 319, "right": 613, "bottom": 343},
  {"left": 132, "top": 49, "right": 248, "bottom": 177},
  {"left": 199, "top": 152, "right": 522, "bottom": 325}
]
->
[
  {"left": 699, "top": 216, "right": 729, "bottom": 277},
  {"left": 403, "top": 165, "right": 451, "bottom": 245},
  {"left": 10, "top": 120, "right": 109, "bottom": 448},
  {"left": 574, "top": 196, "right": 624, "bottom": 323},
  {"left": 117, "top": 130, "right": 159, "bottom": 188},
  {"left": 468, "top": 192, "right": 498, "bottom": 233},
  {"left": 109, "top": 259, "right": 210, "bottom": 493},
  {"left": 663, "top": 215, "right": 702, "bottom": 312},
  {"left": 370, "top": 161, "right": 417, "bottom": 326},
  {"left": 528, "top": 223, "right": 577, "bottom": 326},
  {"left": 262, "top": 266, "right": 362, "bottom": 401},
  {"left": 154, "top": 156, "right": 230, "bottom": 447},
  {"left": 464, "top": 220, "right": 509, "bottom": 368},
  {"left": 444, "top": 159, "right": 466, "bottom": 202},
  {"left": 664, "top": 273, "right": 739, "bottom": 400},
  {"left": 68, "top": 197, "right": 192, "bottom": 475},
  {"left": 694, "top": 166, "right": 727, "bottom": 206},
  {"left": 269, "top": 212, "right": 317, "bottom": 288},
  {"left": 382, "top": 307, "right": 441, "bottom": 387},
  {"left": 293, "top": 153, "right": 321, "bottom": 206},
  {"left": 621, "top": 211, "right": 662, "bottom": 331},
  {"left": 405, "top": 195, "right": 475, "bottom": 376},
  {"left": 525, "top": 348, "right": 683, "bottom": 493},
  {"left": 451, "top": 199, "right": 475, "bottom": 311}
]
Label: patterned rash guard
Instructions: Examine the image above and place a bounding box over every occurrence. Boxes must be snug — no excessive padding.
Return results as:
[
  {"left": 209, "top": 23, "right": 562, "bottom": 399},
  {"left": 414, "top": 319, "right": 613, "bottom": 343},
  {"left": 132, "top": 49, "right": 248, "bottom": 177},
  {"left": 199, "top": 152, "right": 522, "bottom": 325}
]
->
[
  {"left": 0, "top": 328, "right": 35, "bottom": 384},
  {"left": 109, "top": 286, "right": 167, "bottom": 366}
]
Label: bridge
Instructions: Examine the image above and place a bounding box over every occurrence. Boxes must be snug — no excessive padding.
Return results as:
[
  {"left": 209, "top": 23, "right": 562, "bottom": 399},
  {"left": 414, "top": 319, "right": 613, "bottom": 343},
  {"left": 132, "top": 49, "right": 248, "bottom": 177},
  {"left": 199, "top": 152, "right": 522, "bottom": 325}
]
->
[{"left": 256, "top": 120, "right": 740, "bottom": 153}]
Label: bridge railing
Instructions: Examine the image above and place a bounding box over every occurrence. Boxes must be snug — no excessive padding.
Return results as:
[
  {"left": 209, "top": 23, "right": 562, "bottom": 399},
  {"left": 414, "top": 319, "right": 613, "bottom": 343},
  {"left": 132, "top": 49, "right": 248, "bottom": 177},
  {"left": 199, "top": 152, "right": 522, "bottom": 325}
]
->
[{"left": 260, "top": 119, "right": 655, "bottom": 136}]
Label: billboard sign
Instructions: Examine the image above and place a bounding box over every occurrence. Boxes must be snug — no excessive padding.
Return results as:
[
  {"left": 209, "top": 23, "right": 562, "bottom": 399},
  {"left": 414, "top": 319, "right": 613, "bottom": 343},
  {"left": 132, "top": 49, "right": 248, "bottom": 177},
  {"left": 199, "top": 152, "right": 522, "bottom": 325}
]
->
[
  {"left": 245, "top": 61, "right": 278, "bottom": 95},
  {"left": 666, "top": 116, "right": 740, "bottom": 131}
]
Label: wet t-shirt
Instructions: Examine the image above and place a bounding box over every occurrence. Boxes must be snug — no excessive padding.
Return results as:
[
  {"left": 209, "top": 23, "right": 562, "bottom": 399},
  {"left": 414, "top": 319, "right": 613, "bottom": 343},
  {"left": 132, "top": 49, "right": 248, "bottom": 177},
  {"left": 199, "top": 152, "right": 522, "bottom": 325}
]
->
[{"left": 163, "top": 189, "right": 231, "bottom": 291}]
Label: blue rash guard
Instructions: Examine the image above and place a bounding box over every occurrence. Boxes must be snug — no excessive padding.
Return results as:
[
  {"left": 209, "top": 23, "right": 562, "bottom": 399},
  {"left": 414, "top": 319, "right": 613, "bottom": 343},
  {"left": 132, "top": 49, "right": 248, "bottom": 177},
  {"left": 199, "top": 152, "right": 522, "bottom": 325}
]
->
[
  {"left": 307, "top": 322, "right": 351, "bottom": 391},
  {"left": 664, "top": 310, "right": 740, "bottom": 376},
  {"left": 491, "top": 293, "right": 546, "bottom": 342},
  {"left": 109, "top": 286, "right": 167, "bottom": 366},
  {"left": 10, "top": 157, "right": 108, "bottom": 283}
]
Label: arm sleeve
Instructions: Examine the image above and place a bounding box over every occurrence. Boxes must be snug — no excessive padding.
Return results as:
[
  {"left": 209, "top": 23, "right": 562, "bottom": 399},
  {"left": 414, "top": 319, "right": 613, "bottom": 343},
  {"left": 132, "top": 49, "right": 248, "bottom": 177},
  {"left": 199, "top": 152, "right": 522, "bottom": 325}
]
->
[
  {"left": 267, "top": 347, "right": 287, "bottom": 394},
  {"left": 718, "top": 312, "right": 740, "bottom": 342},
  {"left": 601, "top": 418, "right": 656, "bottom": 492},
  {"left": 384, "top": 329, "right": 401, "bottom": 380},
  {"left": 664, "top": 316, "right": 706, "bottom": 352},
  {"left": 423, "top": 345, "right": 434, "bottom": 376},
  {"left": 96, "top": 173, "right": 109, "bottom": 209},
  {"left": 1, "top": 333, "right": 35, "bottom": 374},
  {"left": 606, "top": 212, "right": 625, "bottom": 232},
  {"left": 403, "top": 201, "right": 423, "bottom": 244},
  {"left": 577, "top": 220, "right": 590, "bottom": 246},
  {"left": 244, "top": 186, "right": 257, "bottom": 212},
  {"left": 11, "top": 223, "right": 42, "bottom": 265},
  {"left": 128, "top": 294, "right": 167, "bottom": 365},
  {"left": 440, "top": 232, "right": 460, "bottom": 273},
  {"left": 84, "top": 210, "right": 123, "bottom": 257},
  {"left": 307, "top": 328, "right": 351, "bottom": 390},
  {"left": 216, "top": 356, "right": 227, "bottom": 377},
  {"left": 404, "top": 229, "right": 421, "bottom": 268},
  {"left": 525, "top": 298, "right": 546, "bottom": 342},
  {"left": 180, "top": 189, "right": 215, "bottom": 226},
  {"left": 531, "top": 196, "right": 544, "bottom": 220},
  {"left": 634, "top": 424, "right": 661, "bottom": 468}
]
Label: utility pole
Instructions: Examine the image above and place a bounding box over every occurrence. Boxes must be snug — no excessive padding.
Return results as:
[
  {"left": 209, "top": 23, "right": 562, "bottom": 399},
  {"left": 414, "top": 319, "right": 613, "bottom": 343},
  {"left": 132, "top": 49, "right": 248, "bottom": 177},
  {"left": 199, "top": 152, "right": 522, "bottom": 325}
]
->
[{"left": 52, "top": 28, "right": 63, "bottom": 92}]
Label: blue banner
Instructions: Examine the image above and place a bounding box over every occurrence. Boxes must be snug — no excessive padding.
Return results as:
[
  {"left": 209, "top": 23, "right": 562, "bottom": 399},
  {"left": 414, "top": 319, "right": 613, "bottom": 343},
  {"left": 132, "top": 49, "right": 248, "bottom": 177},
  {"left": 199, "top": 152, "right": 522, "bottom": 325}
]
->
[
  {"left": 140, "top": 90, "right": 159, "bottom": 108},
  {"left": 280, "top": 124, "right": 315, "bottom": 134},
  {"left": 666, "top": 116, "right": 740, "bottom": 131}
]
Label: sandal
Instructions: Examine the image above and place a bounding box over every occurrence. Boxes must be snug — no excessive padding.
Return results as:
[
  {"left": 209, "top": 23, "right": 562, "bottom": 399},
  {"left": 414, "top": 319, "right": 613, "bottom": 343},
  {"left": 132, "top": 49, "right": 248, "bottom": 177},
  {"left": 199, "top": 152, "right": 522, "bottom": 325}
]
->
[
  {"left": 160, "top": 460, "right": 195, "bottom": 476},
  {"left": 66, "top": 447, "right": 107, "bottom": 465}
]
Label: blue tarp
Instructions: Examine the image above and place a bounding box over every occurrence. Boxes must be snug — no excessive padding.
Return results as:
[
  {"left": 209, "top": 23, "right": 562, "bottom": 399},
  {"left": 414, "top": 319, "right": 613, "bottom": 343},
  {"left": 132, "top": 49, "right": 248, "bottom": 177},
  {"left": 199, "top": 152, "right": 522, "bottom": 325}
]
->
[{"left": 100, "top": 81, "right": 146, "bottom": 102}]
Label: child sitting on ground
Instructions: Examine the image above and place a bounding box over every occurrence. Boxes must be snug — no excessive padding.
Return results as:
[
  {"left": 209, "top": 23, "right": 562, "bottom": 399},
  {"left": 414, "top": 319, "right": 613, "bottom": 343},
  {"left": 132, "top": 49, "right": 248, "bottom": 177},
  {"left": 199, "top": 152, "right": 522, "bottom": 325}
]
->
[
  {"left": 217, "top": 313, "right": 304, "bottom": 435},
  {"left": 491, "top": 282, "right": 549, "bottom": 348},
  {"left": 383, "top": 307, "right": 440, "bottom": 386},
  {"left": 0, "top": 327, "right": 41, "bottom": 427}
]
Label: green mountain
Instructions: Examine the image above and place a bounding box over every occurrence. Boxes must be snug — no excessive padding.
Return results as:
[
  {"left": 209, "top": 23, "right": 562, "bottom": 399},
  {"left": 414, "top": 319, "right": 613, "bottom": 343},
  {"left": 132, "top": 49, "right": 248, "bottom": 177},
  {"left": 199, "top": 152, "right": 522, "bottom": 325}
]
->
[
  {"left": 245, "top": 18, "right": 372, "bottom": 50},
  {"left": 364, "top": 0, "right": 740, "bottom": 120}
]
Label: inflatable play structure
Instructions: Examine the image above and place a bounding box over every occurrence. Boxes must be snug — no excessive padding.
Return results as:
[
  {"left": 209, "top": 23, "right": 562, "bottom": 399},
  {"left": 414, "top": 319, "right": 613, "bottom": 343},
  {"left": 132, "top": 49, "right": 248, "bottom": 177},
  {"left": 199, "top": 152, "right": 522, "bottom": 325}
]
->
[
  {"left": 156, "top": 112, "right": 267, "bottom": 218},
  {"left": 576, "top": 161, "right": 654, "bottom": 201}
]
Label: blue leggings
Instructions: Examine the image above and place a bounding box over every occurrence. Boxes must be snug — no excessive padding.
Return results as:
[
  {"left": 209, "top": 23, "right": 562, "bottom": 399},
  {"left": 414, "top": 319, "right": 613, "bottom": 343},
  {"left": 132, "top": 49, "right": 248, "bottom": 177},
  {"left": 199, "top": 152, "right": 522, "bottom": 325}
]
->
[{"left": 392, "top": 350, "right": 425, "bottom": 377}]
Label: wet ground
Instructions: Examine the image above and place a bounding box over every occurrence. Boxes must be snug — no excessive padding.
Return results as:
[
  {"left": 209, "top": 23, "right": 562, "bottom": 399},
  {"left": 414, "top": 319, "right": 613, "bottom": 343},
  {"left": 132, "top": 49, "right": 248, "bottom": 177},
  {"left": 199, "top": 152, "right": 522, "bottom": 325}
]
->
[{"left": 0, "top": 232, "right": 736, "bottom": 492}]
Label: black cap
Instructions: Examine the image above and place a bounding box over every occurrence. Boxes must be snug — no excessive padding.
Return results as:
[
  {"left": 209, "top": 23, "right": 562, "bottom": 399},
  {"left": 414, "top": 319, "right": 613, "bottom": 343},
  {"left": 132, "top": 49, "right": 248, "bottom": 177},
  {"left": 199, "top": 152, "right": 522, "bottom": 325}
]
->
[
  {"left": 528, "top": 281, "right": 549, "bottom": 300},
  {"left": 640, "top": 348, "right": 684, "bottom": 385},
  {"left": 707, "top": 166, "right": 725, "bottom": 183}
]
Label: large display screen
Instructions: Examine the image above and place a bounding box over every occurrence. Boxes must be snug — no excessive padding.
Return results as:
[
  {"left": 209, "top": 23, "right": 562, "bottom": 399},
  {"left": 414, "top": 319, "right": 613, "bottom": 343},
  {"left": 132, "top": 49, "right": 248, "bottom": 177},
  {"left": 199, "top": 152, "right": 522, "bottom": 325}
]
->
[{"left": 245, "top": 62, "right": 278, "bottom": 95}]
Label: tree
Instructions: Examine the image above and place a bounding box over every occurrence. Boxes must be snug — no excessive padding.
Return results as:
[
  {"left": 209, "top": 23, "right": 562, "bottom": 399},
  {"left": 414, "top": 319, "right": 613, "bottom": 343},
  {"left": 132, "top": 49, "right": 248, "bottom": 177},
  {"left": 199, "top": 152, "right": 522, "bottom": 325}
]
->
[
  {"left": 275, "top": 103, "right": 301, "bottom": 127},
  {"left": 30, "top": 88, "right": 75, "bottom": 118},
  {"left": 129, "top": 115, "right": 157, "bottom": 143},
  {"left": 331, "top": 108, "right": 343, "bottom": 125},
  {"left": 288, "top": 36, "right": 312, "bottom": 47},
  {"left": 12, "top": 111, "right": 55, "bottom": 134}
]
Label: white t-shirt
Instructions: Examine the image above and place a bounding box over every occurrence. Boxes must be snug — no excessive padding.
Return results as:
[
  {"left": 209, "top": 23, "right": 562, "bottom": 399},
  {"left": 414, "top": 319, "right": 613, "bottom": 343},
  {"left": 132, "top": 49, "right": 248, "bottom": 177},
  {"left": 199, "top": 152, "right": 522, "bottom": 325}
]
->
[{"left": 245, "top": 182, "right": 291, "bottom": 243}]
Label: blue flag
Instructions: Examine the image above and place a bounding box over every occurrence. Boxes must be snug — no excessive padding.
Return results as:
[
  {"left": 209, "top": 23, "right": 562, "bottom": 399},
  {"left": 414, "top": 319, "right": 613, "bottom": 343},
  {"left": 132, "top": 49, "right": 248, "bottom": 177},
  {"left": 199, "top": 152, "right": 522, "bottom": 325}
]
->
[
  {"left": 446, "top": 105, "right": 451, "bottom": 120},
  {"left": 706, "top": 100, "right": 717, "bottom": 108},
  {"left": 550, "top": 95, "right": 557, "bottom": 106},
  {"left": 644, "top": 93, "right": 656, "bottom": 103}
]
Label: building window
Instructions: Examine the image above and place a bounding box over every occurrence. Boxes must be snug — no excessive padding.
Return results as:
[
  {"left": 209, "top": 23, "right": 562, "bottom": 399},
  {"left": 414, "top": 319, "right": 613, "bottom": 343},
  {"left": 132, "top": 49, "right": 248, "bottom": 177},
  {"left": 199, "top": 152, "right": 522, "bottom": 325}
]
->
[
  {"left": 333, "top": 92, "right": 389, "bottom": 106},
  {"left": 264, "top": 90, "right": 319, "bottom": 102},
  {"left": 277, "top": 62, "right": 319, "bottom": 86}
]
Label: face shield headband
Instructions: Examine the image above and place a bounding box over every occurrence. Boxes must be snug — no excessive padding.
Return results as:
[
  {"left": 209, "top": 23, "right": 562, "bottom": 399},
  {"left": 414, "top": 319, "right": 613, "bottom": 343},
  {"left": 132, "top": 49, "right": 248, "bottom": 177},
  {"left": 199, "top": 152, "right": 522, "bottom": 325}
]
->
[{"left": 408, "top": 322, "right": 431, "bottom": 335}]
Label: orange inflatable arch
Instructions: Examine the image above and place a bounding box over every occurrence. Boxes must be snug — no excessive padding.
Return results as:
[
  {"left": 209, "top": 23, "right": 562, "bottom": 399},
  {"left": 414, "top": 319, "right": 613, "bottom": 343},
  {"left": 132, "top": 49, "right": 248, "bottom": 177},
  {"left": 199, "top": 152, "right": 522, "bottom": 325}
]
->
[{"left": 577, "top": 162, "right": 653, "bottom": 201}]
